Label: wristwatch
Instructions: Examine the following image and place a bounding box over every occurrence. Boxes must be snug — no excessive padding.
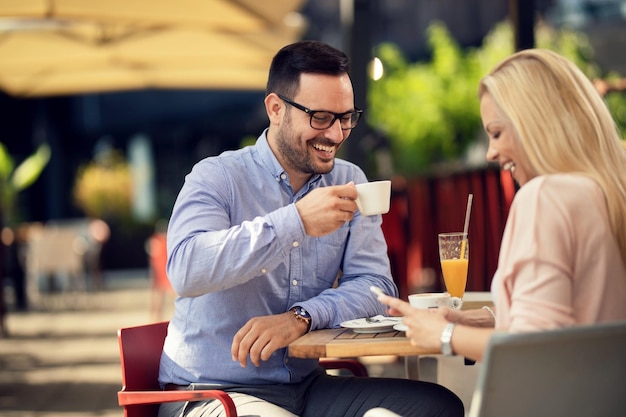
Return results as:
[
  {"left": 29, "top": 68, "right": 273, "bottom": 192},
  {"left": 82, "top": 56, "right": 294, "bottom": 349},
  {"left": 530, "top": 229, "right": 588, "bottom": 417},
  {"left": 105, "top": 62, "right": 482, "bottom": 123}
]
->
[
  {"left": 291, "top": 306, "right": 312, "bottom": 330},
  {"left": 440, "top": 323, "right": 456, "bottom": 356}
]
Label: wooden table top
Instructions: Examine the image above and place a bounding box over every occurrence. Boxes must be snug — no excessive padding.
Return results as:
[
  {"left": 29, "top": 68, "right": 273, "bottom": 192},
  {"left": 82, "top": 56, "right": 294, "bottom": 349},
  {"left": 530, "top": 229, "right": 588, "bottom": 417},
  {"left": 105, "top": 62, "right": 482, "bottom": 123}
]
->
[
  {"left": 288, "top": 327, "right": 438, "bottom": 359},
  {"left": 288, "top": 292, "right": 493, "bottom": 359}
]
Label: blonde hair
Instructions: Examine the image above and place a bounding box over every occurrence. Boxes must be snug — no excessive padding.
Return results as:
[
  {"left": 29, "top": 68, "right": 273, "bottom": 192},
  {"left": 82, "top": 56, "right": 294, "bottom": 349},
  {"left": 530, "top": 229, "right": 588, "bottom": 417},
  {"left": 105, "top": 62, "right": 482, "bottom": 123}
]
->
[{"left": 479, "top": 49, "right": 626, "bottom": 263}]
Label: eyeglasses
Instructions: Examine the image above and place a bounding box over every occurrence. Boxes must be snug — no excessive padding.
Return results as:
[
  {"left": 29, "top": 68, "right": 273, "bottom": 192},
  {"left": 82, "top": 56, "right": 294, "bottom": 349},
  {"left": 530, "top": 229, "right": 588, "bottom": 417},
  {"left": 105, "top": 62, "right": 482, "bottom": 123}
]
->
[{"left": 278, "top": 94, "right": 363, "bottom": 130}]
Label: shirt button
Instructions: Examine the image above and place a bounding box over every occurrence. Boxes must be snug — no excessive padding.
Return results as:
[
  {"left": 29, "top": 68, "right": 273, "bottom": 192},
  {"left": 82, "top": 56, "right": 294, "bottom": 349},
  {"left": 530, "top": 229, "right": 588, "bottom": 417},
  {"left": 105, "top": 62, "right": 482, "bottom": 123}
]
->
[
  {"left": 292, "top": 241, "right": 299, "bottom": 248},
  {"left": 292, "top": 280, "right": 298, "bottom": 286},
  {"left": 281, "top": 174, "right": 287, "bottom": 180},
  {"left": 261, "top": 268, "right": 267, "bottom": 274}
]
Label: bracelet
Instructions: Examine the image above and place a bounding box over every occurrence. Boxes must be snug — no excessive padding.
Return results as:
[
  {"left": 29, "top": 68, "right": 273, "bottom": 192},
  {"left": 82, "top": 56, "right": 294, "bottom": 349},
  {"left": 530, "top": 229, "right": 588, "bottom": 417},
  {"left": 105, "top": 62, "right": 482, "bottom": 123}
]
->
[
  {"left": 440, "top": 323, "right": 456, "bottom": 356},
  {"left": 482, "top": 305, "right": 496, "bottom": 322}
]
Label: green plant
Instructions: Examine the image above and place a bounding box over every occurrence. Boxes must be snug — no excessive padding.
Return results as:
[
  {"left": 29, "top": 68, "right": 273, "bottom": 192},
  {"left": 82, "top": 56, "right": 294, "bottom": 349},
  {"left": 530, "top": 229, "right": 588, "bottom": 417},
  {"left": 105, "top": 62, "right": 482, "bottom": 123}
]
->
[
  {"left": 73, "top": 149, "right": 133, "bottom": 223},
  {"left": 368, "top": 20, "right": 623, "bottom": 175},
  {"left": 604, "top": 86, "right": 626, "bottom": 139},
  {"left": 0, "top": 142, "right": 51, "bottom": 225}
]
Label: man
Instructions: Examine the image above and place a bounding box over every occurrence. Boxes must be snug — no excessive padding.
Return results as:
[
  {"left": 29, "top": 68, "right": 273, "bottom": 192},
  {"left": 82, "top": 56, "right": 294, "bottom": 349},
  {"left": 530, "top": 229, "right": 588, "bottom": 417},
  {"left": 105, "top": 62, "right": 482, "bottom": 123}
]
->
[{"left": 159, "top": 40, "right": 463, "bottom": 417}]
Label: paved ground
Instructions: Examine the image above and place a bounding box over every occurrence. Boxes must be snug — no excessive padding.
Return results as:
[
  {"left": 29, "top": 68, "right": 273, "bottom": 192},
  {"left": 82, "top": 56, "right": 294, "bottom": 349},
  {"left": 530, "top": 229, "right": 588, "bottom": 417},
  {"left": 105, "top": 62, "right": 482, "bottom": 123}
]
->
[
  {"left": 0, "top": 271, "right": 171, "bottom": 417},
  {"left": 0, "top": 271, "right": 413, "bottom": 417}
]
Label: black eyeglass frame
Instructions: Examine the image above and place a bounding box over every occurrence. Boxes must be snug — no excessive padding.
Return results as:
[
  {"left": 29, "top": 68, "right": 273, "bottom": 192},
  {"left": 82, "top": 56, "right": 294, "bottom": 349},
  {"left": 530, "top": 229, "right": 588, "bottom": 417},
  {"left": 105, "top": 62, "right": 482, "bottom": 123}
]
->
[{"left": 277, "top": 94, "right": 363, "bottom": 130}]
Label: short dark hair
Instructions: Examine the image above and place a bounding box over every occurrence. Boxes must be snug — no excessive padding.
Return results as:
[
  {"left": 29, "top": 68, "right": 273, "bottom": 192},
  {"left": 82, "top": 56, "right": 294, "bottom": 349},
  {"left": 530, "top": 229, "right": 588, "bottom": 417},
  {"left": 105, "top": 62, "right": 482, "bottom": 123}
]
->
[{"left": 266, "top": 40, "right": 351, "bottom": 98}]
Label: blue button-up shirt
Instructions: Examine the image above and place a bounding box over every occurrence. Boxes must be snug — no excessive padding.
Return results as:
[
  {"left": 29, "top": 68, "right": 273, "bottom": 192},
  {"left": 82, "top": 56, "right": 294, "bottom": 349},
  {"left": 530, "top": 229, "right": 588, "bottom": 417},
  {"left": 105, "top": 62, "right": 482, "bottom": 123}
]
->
[{"left": 159, "top": 131, "right": 398, "bottom": 386}]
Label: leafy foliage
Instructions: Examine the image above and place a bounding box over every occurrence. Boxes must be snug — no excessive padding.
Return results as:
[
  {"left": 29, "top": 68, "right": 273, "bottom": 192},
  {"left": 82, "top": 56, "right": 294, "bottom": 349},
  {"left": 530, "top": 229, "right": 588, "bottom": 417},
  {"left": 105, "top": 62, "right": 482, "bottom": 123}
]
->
[
  {"left": 368, "top": 20, "right": 625, "bottom": 175},
  {"left": 73, "top": 149, "right": 133, "bottom": 223},
  {"left": 0, "top": 142, "right": 51, "bottom": 224},
  {"left": 604, "top": 87, "right": 626, "bottom": 138}
]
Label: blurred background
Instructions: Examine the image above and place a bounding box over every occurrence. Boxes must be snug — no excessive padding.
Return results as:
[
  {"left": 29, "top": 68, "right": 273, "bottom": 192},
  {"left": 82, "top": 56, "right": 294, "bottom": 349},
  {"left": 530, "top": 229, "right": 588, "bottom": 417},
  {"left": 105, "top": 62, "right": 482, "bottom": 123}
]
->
[
  {"left": 0, "top": 2, "right": 625, "bottom": 415},
  {"left": 1, "top": 0, "right": 625, "bottom": 316}
]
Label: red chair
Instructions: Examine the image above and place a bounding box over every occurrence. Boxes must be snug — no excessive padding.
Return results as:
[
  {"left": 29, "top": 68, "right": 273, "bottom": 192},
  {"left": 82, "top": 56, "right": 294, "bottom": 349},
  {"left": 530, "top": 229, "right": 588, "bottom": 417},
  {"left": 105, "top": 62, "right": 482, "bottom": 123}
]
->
[
  {"left": 320, "top": 358, "right": 369, "bottom": 376},
  {"left": 118, "top": 321, "right": 237, "bottom": 417},
  {"left": 118, "top": 321, "right": 368, "bottom": 417}
]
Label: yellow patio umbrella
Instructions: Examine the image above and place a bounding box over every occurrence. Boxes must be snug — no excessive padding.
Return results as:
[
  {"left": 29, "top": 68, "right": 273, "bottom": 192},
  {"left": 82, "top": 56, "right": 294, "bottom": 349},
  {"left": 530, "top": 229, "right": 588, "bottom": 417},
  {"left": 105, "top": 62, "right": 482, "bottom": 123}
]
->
[{"left": 0, "top": 0, "right": 306, "bottom": 97}]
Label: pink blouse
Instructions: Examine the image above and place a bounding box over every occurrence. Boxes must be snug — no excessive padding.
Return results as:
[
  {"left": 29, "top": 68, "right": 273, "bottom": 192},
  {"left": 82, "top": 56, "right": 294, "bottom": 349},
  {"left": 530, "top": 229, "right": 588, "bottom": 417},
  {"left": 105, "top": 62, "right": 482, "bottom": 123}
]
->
[{"left": 492, "top": 174, "right": 626, "bottom": 332}]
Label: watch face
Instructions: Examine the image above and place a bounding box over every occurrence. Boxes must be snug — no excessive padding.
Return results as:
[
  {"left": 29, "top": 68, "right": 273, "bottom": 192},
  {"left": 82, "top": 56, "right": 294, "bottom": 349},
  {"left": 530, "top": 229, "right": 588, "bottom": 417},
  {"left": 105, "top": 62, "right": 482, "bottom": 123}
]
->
[{"left": 297, "top": 306, "right": 311, "bottom": 318}]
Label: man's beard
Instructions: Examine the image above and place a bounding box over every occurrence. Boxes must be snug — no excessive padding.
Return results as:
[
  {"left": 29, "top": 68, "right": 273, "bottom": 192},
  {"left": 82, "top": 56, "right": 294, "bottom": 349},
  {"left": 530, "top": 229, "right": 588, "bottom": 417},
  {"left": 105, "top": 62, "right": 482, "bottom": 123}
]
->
[{"left": 275, "top": 123, "right": 336, "bottom": 176}]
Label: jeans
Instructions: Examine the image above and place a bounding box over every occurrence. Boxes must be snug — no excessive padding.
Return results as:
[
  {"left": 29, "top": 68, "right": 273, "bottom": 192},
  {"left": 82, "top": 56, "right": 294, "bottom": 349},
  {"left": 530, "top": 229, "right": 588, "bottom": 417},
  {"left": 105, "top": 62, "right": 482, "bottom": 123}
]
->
[{"left": 158, "top": 367, "right": 464, "bottom": 417}]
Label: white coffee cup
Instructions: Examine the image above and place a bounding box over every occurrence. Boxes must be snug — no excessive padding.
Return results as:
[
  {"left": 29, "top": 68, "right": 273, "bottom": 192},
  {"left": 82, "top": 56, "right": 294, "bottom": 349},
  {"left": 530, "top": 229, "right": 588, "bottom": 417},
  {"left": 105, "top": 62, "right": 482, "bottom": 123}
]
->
[
  {"left": 355, "top": 180, "right": 391, "bottom": 216},
  {"left": 408, "top": 292, "right": 462, "bottom": 310}
]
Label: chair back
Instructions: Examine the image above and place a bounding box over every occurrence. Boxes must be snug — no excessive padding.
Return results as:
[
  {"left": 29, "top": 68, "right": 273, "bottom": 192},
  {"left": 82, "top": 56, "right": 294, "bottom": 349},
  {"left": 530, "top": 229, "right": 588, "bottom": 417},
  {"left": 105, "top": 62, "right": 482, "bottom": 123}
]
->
[
  {"left": 118, "top": 321, "right": 169, "bottom": 417},
  {"left": 468, "top": 321, "right": 626, "bottom": 417}
]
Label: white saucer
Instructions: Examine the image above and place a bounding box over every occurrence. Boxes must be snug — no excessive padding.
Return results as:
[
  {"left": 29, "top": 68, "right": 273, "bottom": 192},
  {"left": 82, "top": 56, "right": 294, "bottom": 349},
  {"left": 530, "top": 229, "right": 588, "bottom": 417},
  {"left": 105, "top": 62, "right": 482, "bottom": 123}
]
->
[
  {"left": 340, "top": 316, "right": 402, "bottom": 334},
  {"left": 393, "top": 323, "right": 408, "bottom": 332}
]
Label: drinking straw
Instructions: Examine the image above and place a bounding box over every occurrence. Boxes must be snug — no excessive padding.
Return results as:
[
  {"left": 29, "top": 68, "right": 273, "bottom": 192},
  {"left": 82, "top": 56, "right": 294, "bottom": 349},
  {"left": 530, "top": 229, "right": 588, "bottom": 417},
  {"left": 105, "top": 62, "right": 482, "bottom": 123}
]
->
[{"left": 460, "top": 194, "right": 473, "bottom": 258}]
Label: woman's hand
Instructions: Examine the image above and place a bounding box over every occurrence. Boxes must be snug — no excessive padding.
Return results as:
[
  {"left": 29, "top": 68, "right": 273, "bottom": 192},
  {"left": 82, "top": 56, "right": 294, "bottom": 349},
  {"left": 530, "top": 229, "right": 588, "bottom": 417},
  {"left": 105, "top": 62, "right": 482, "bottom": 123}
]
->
[
  {"left": 378, "top": 294, "right": 494, "bottom": 361},
  {"left": 377, "top": 294, "right": 449, "bottom": 352},
  {"left": 437, "top": 305, "right": 465, "bottom": 323}
]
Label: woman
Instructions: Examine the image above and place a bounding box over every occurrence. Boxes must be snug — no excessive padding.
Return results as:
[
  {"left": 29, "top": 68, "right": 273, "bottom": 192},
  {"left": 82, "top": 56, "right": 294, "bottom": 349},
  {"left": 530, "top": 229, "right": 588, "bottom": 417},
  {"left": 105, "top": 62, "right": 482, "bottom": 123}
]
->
[{"left": 378, "top": 48, "right": 626, "bottom": 362}]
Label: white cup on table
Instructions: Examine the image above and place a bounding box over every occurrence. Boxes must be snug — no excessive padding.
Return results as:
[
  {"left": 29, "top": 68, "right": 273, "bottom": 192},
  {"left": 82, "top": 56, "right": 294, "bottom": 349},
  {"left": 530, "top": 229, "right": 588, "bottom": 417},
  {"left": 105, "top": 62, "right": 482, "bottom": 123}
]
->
[{"left": 408, "top": 292, "right": 462, "bottom": 310}]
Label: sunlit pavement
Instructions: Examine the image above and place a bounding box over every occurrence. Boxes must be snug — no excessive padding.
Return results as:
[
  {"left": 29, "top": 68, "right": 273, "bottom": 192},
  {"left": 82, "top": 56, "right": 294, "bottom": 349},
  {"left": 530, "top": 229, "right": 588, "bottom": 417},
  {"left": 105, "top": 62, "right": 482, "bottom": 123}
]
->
[{"left": 0, "top": 271, "right": 167, "bottom": 417}]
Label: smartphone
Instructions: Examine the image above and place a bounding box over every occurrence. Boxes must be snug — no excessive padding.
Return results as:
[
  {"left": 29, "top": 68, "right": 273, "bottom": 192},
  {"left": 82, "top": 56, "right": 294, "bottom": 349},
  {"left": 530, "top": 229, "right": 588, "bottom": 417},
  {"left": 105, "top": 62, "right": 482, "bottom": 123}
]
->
[{"left": 370, "top": 286, "right": 386, "bottom": 297}]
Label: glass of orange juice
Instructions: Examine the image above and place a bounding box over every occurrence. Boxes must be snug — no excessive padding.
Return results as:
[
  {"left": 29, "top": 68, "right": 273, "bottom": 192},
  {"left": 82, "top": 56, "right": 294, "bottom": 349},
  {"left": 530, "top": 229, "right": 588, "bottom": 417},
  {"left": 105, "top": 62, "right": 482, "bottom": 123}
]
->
[{"left": 438, "top": 232, "right": 469, "bottom": 306}]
